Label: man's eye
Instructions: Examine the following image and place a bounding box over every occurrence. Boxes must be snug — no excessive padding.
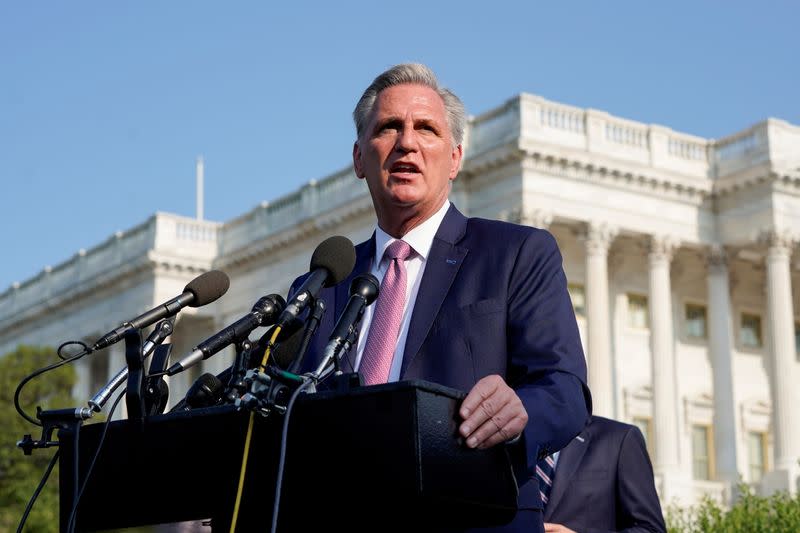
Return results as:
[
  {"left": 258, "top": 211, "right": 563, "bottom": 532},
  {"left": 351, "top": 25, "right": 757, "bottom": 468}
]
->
[{"left": 378, "top": 122, "right": 400, "bottom": 133}]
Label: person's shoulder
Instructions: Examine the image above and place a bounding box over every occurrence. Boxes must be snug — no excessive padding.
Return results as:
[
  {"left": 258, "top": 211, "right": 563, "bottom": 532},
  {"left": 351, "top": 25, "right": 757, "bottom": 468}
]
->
[
  {"left": 589, "top": 416, "right": 644, "bottom": 440},
  {"left": 465, "top": 217, "right": 557, "bottom": 247}
]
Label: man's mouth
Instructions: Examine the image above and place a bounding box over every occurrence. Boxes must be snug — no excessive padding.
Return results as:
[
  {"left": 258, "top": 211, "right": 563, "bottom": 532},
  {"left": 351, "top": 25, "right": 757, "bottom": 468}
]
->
[{"left": 390, "top": 162, "right": 420, "bottom": 175}]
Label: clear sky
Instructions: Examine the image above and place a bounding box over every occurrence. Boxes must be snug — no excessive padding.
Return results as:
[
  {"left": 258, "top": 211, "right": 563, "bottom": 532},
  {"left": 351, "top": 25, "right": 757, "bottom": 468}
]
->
[{"left": 1, "top": 1, "right": 797, "bottom": 290}]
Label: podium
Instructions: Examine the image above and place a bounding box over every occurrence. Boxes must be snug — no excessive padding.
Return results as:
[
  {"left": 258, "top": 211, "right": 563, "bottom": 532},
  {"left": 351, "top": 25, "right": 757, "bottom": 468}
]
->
[{"left": 59, "top": 379, "right": 519, "bottom": 532}]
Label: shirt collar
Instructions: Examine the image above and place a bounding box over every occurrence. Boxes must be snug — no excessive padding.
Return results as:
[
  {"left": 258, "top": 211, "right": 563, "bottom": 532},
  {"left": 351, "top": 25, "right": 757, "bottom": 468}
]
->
[{"left": 373, "top": 200, "right": 450, "bottom": 265}]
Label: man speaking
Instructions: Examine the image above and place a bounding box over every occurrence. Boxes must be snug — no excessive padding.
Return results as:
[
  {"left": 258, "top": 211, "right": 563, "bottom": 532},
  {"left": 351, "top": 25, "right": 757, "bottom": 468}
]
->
[{"left": 295, "top": 63, "right": 591, "bottom": 532}]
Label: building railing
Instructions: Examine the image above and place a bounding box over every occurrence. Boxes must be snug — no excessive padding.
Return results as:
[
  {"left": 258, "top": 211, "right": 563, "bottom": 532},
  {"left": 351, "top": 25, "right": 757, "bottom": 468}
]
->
[
  {"left": 218, "top": 167, "right": 370, "bottom": 255},
  {"left": 0, "top": 213, "right": 220, "bottom": 326}
]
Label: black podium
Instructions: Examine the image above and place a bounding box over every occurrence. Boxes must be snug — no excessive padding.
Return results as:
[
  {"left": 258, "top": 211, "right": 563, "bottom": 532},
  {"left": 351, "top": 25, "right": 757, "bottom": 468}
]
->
[{"left": 59, "top": 380, "right": 519, "bottom": 532}]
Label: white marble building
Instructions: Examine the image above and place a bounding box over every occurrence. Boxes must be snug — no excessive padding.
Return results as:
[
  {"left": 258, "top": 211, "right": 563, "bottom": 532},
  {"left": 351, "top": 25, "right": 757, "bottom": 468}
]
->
[{"left": 2, "top": 92, "right": 799, "bottom": 507}]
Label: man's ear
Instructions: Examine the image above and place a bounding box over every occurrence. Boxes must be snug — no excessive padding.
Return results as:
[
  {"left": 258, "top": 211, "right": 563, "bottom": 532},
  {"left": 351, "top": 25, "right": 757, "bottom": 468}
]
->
[
  {"left": 353, "top": 142, "right": 365, "bottom": 179},
  {"left": 449, "top": 144, "right": 464, "bottom": 180}
]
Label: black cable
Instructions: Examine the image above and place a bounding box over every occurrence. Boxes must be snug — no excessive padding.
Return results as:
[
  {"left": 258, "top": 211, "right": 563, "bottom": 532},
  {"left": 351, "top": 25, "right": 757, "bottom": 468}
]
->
[
  {"left": 270, "top": 378, "right": 314, "bottom": 533},
  {"left": 66, "top": 388, "right": 126, "bottom": 533},
  {"left": 15, "top": 448, "right": 60, "bottom": 533},
  {"left": 57, "top": 340, "right": 90, "bottom": 361},
  {"left": 14, "top": 342, "right": 90, "bottom": 426}
]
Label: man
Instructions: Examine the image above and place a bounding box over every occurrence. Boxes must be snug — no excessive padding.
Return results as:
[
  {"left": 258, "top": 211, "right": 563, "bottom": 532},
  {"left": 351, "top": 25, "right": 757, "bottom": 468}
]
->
[
  {"left": 294, "top": 63, "right": 591, "bottom": 532},
  {"left": 541, "top": 416, "right": 666, "bottom": 533}
]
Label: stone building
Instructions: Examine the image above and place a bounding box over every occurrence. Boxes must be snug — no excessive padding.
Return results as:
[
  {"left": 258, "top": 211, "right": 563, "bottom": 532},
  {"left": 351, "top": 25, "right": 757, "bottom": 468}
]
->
[{"left": 2, "top": 92, "right": 799, "bottom": 506}]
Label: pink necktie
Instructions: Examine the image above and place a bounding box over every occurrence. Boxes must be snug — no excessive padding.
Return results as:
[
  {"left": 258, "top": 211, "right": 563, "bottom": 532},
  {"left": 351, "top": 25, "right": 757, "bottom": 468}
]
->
[{"left": 360, "top": 239, "right": 413, "bottom": 385}]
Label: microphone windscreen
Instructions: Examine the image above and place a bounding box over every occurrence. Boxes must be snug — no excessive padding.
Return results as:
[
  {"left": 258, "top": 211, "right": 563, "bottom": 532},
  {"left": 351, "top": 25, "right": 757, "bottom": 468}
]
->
[
  {"left": 185, "top": 270, "right": 231, "bottom": 307},
  {"left": 271, "top": 319, "right": 306, "bottom": 368},
  {"left": 185, "top": 372, "right": 224, "bottom": 409},
  {"left": 310, "top": 236, "right": 356, "bottom": 287}
]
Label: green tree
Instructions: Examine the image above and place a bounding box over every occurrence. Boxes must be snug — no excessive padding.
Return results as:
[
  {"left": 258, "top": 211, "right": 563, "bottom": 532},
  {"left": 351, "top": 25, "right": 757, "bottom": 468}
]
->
[{"left": 0, "top": 345, "right": 77, "bottom": 533}]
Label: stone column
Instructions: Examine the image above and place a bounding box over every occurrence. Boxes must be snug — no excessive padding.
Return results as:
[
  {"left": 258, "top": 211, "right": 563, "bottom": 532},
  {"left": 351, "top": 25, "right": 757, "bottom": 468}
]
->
[
  {"left": 649, "top": 235, "right": 680, "bottom": 474},
  {"left": 520, "top": 208, "right": 554, "bottom": 230},
  {"left": 763, "top": 232, "right": 800, "bottom": 491},
  {"left": 584, "top": 222, "right": 617, "bottom": 417},
  {"left": 706, "top": 246, "right": 739, "bottom": 485}
]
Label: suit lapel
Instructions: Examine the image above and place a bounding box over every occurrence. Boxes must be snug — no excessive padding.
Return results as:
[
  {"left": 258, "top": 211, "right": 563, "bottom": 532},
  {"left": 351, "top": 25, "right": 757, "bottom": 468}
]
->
[
  {"left": 337, "top": 237, "right": 375, "bottom": 373},
  {"left": 400, "top": 205, "right": 468, "bottom": 377},
  {"left": 544, "top": 427, "right": 591, "bottom": 521}
]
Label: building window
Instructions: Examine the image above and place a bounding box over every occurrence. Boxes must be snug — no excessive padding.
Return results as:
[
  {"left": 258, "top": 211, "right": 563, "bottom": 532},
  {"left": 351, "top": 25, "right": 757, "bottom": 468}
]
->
[
  {"left": 685, "top": 304, "right": 707, "bottom": 339},
  {"left": 691, "top": 425, "right": 714, "bottom": 480},
  {"left": 747, "top": 431, "right": 768, "bottom": 482},
  {"left": 627, "top": 294, "right": 649, "bottom": 329},
  {"left": 632, "top": 417, "right": 654, "bottom": 458},
  {"left": 568, "top": 284, "right": 585, "bottom": 319},
  {"left": 740, "top": 313, "right": 763, "bottom": 348}
]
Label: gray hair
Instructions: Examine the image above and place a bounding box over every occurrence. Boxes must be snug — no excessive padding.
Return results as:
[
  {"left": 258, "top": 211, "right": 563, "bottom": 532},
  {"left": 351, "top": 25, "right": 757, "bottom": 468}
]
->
[{"left": 353, "top": 63, "right": 466, "bottom": 147}]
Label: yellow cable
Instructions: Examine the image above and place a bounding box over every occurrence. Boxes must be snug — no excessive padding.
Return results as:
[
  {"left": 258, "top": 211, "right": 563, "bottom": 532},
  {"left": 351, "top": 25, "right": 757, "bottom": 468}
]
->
[
  {"left": 229, "top": 411, "right": 255, "bottom": 533},
  {"left": 258, "top": 325, "right": 282, "bottom": 371},
  {"left": 228, "top": 325, "right": 283, "bottom": 533}
]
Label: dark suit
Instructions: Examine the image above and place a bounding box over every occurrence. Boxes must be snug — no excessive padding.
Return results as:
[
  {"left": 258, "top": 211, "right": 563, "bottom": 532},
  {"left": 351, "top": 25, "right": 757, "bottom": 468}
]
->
[
  {"left": 295, "top": 204, "right": 591, "bottom": 532},
  {"left": 544, "top": 416, "right": 666, "bottom": 533}
]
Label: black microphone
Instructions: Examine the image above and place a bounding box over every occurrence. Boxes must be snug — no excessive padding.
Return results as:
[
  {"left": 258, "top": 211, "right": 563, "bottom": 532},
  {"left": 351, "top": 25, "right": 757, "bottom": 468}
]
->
[
  {"left": 166, "top": 294, "right": 286, "bottom": 376},
  {"left": 93, "top": 270, "right": 230, "bottom": 351},
  {"left": 185, "top": 373, "right": 224, "bottom": 410},
  {"left": 313, "top": 273, "right": 379, "bottom": 378},
  {"left": 327, "top": 273, "right": 379, "bottom": 360},
  {"left": 276, "top": 236, "right": 356, "bottom": 329}
]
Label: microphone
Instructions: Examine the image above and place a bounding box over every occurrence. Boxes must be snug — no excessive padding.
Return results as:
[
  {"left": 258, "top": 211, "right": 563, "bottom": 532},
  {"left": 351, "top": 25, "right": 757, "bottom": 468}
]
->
[
  {"left": 92, "top": 270, "right": 230, "bottom": 351},
  {"left": 276, "top": 236, "right": 356, "bottom": 329},
  {"left": 268, "top": 321, "right": 305, "bottom": 369},
  {"left": 185, "top": 373, "right": 224, "bottom": 410},
  {"left": 166, "top": 294, "right": 286, "bottom": 376},
  {"left": 312, "top": 273, "right": 379, "bottom": 378}
]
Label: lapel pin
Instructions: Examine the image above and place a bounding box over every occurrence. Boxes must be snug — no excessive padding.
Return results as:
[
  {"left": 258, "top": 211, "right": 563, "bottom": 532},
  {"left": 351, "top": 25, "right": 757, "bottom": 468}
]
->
[
  {"left": 446, "top": 258, "right": 457, "bottom": 265},
  {"left": 576, "top": 436, "right": 585, "bottom": 442}
]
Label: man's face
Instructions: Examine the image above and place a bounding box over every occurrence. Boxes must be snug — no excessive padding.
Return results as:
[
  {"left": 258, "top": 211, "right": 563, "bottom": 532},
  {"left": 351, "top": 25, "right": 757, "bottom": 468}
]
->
[{"left": 353, "top": 83, "right": 463, "bottom": 235}]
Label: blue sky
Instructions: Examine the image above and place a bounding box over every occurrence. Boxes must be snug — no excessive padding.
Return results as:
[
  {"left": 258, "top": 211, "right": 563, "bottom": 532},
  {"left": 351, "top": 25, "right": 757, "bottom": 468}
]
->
[{"left": 1, "top": 2, "right": 797, "bottom": 289}]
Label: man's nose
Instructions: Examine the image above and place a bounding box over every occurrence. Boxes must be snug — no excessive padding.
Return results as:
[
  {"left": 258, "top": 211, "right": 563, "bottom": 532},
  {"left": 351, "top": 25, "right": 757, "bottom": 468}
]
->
[{"left": 395, "top": 127, "right": 419, "bottom": 152}]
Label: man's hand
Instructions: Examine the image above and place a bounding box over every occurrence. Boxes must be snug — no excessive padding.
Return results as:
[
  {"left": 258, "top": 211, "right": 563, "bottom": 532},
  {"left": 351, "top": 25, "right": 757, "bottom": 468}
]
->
[
  {"left": 544, "top": 523, "right": 577, "bottom": 533},
  {"left": 458, "top": 374, "right": 528, "bottom": 449}
]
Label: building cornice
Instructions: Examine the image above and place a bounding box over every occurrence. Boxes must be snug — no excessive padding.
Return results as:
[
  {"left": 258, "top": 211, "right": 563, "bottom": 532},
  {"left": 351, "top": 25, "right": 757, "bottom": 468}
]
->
[
  {"left": 520, "top": 144, "right": 712, "bottom": 205},
  {"left": 215, "top": 194, "right": 374, "bottom": 271}
]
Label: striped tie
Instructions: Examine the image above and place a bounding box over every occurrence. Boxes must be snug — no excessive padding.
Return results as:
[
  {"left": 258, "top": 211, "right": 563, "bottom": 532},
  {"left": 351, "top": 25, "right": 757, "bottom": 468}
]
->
[{"left": 536, "top": 454, "right": 556, "bottom": 508}]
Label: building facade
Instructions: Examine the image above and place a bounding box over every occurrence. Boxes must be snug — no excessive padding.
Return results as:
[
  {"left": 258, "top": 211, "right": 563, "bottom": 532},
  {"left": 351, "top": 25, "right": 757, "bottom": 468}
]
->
[{"left": 2, "top": 92, "right": 799, "bottom": 507}]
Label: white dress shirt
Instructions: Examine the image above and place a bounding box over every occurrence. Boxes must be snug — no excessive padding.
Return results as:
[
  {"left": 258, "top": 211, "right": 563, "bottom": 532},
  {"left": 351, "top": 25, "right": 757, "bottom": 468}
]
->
[{"left": 353, "top": 200, "right": 451, "bottom": 382}]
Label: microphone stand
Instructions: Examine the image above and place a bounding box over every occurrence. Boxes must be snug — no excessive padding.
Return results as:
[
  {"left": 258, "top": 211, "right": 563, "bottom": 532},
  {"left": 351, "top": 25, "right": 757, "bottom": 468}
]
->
[
  {"left": 124, "top": 318, "right": 174, "bottom": 422},
  {"left": 236, "top": 299, "right": 327, "bottom": 417},
  {"left": 287, "top": 299, "right": 326, "bottom": 374},
  {"left": 88, "top": 319, "right": 174, "bottom": 413},
  {"left": 225, "top": 339, "right": 254, "bottom": 404},
  {"left": 143, "top": 342, "right": 172, "bottom": 416},
  {"left": 124, "top": 329, "right": 146, "bottom": 422}
]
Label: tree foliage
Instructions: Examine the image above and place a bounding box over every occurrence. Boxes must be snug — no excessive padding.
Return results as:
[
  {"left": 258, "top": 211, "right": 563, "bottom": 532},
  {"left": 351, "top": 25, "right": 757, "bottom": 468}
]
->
[
  {"left": 0, "top": 345, "right": 77, "bottom": 533},
  {"left": 666, "top": 483, "right": 800, "bottom": 533}
]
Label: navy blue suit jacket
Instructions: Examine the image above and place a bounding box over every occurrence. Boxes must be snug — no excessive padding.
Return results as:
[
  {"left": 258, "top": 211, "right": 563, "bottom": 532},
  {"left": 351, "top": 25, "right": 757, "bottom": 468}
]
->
[
  {"left": 544, "top": 416, "right": 666, "bottom": 533},
  {"left": 295, "top": 204, "right": 590, "bottom": 532}
]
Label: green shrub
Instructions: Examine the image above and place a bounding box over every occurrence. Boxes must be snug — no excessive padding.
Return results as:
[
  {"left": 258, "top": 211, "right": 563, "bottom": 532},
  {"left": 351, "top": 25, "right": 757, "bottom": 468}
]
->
[{"left": 666, "top": 483, "right": 800, "bottom": 533}]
